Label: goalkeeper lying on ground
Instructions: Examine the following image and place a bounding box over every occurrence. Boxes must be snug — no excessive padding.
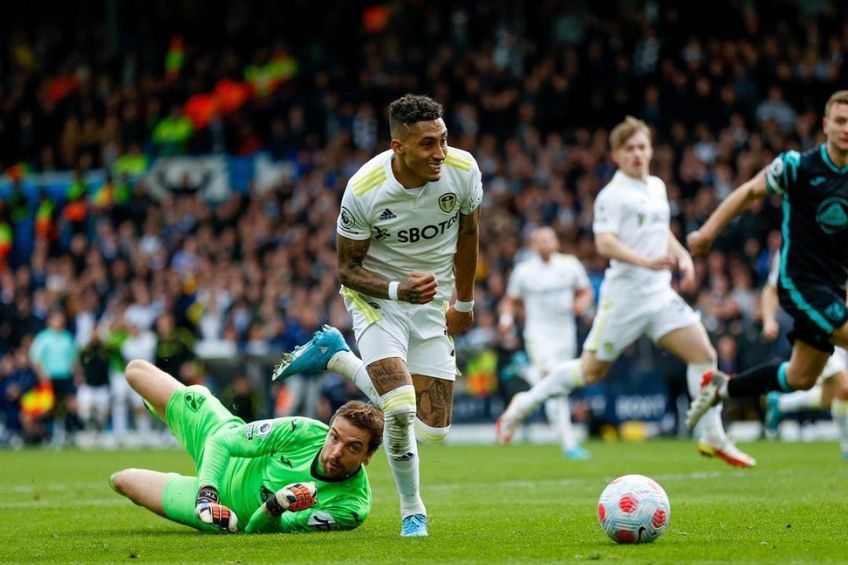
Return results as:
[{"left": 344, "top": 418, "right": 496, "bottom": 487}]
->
[{"left": 110, "top": 359, "right": 383, "bottom": 533}]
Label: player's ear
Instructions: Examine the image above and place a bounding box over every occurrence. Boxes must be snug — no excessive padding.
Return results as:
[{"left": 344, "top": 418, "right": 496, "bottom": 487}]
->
[{"left": 391, "top": 138, "right": 403, "bottom": 155}]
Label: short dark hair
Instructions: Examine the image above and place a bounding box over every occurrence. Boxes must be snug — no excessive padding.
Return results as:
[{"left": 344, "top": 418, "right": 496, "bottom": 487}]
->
[
  {"left": 331, "top": 400, "right": 384, "bottom": 454},
  {"left": 389, "top": 94, "right": 443, "bottom": 137}
]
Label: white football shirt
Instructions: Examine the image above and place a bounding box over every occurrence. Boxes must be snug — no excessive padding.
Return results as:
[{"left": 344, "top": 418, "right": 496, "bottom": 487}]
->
[
  {"left": 337, "top": 147, "right": 483, "bottom": 301},
  {"left": 506, "top": 253, "right": 590, "bottom": 339},
  {"left": 593, "top": 171, "right": 671, "bottom": 293}
]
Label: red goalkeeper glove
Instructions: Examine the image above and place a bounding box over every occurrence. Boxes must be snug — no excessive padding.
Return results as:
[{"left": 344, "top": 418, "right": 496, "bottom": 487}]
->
[{"left": 265, "top": 482, "right": 318, "bottom": 516}]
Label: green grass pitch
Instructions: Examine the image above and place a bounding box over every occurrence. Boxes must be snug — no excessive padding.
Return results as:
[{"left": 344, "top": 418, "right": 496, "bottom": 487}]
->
[{"left": 2, "top": 440, "right": 847, "bottom": 563}]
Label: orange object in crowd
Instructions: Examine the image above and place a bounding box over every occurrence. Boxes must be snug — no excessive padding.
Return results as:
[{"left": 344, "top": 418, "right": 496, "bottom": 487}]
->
[
  {"left": 214, "top": 80, "right": 252, "bottom": 114},
  {"left": 21, "top": 381, "right": 56, "bottom": 418},
  {"left": 363, "top": 5, "right": 391, "bottom": 33},
  {"left": 46, "top": 75, "right": 79, "bottom": 104},
  {"left": 63, "top": 201, "right": 87, "bottom": 222},
  {"left": 184, "top": 93, "right": 218, "bottom": 129}
]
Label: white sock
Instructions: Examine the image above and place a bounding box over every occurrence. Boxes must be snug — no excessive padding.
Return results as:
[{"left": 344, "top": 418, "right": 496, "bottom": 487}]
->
[
  {"left": 328, "top": 350, "right": 381, "bottom": 405},
  {"left": 831, "top": 399, "right": 848, "bottom": 453},
  {"left": 510, "top": 359, "right": 583, "bottom": 419},
  {"left": 687, "top": 362, "right": 726, "bottom": 442},
  {"left": 777, "top": 386, "right": 823, "bottom": 413},
  {"left": 545, "top": 397, "right": 578, "bottom": 451},
  {"left": 380, "top": 386, "right": 425, "bottom": 518}
]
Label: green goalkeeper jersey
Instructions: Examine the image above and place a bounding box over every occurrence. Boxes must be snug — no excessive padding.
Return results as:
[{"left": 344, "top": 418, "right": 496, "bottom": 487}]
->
[{"left": 197, "top": 417, "right": 371, "bottom": 533}]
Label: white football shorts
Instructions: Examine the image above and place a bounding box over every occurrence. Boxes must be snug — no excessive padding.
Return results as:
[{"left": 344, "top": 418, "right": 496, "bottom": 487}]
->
[
  {"left": 342, "top": 289, "right": 456, "bottom": 381},
  {"left": 584, "top": 285, "right": 701, "bottom": 362},
  {"left": 523, "top": 330, "right": 578, "bottom": 375}
]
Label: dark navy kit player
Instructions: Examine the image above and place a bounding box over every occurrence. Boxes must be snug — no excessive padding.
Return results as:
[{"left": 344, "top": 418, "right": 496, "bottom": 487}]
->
[{"left": 687, "top": 90, "right": 848, "bottom": 431}]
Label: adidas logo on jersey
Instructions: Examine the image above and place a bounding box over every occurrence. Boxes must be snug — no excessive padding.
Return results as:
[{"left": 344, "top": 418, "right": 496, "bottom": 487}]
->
[{"left": 379, "top": 208, "right": 397, "bottom": 221}]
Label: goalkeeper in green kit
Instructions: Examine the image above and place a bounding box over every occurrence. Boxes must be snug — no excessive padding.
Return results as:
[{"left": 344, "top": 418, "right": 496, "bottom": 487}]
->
[{"left": 110, "top": 359, "right": 383, "bottom": 533}]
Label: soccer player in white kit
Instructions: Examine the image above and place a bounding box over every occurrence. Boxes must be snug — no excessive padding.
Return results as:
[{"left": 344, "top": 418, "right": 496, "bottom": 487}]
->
[
  {"left": 272, "top": 94, "right": 482, "bottom": 537},
  {"left": 496, "top": 116, "right": 756, "bottom": 468},
  {"left": 761, "top": 254, "right": 848, "bottom": 457},
  {"left": 499, "top": 227, "right": 593, "bottom": 459}
]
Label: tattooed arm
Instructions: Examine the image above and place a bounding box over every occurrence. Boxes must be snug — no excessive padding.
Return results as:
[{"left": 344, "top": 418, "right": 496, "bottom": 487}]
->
[
  {"left": 453, "top": 208, "right": 480, "bottom": 302},
  {"left": 446, "top": 208, "right": 480, "bottom": 335},
  {"left": 337, "top": 235, "right": 387, "bottom": 297},
  {"left": 337, "top": 235, "right": 437, "bottom": 304}
]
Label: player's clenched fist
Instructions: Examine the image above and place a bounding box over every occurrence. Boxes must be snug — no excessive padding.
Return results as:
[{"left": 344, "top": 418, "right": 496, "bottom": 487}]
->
[
  {"left": 265, "top": 482, "right": 318, "bottom": 516},
  {"left": 195, "top": 486, "right": 238, "bottom": 532},
  {"left": 399, "top": 271, "right": 437, "bottom": 304}
]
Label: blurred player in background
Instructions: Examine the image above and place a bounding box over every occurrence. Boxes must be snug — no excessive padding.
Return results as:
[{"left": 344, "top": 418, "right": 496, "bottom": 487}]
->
[
  {"left": 498, "top": 226, "right": 593, "bottom": 459},
  {"left": 759, "top": 255, "right": 848, "bottom": 458},
  {"left": 496, "top": 116, "right": 756, "bottom": 468},
  {"left": 272, "top": 94, "right": 483, "bottom": 537},
  {"left": 687, "top": 90, "right": 848, "bottom": 441},
  {"left": 110, "top": 359, "right": 382, "bottom": 533}
]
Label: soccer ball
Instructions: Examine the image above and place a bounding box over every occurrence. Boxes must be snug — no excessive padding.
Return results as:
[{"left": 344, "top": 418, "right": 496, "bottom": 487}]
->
[{"left": 597, "top": 474, "right": 670, "bottom": 544}]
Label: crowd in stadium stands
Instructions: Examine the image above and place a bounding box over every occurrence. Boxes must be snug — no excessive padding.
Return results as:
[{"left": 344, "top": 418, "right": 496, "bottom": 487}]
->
[{"left": 2, "top": 1, "right": 847, "bottom": 445}]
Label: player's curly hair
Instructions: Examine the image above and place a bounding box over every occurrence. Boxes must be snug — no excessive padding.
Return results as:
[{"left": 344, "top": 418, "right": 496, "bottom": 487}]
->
[
  {"left": 389, "top": 94, "right": 443, "bottom": 137},
  {"left": 332, "top": 400, "right": 384, "bottom": 454}
]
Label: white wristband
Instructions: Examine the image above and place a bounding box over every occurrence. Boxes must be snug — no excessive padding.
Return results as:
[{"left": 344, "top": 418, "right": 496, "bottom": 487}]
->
[
  {"left": 387, "top": 281, "right": 400, "bottom": 301},
  {"left": 454, "top": 300, "right": 474, "bottom": 312}
]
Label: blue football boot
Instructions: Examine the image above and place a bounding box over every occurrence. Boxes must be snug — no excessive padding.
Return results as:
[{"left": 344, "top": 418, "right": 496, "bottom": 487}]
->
[
  {"left": 272, "top": 325, "right": 350, "bottom": 380},
  {"left": 401, "top": 513, "right": 429, "bottom": 537},
  {"left": 764, "top": 391, "right": 781, "bottom": 439},
  {"left": 563, "top": 445, "right": 591, "bottom": 460}
]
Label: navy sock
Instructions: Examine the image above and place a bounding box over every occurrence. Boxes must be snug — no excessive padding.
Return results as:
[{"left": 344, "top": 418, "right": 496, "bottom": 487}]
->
[{"left": 726, "top": 362, "right": 793, "bottom": 397}]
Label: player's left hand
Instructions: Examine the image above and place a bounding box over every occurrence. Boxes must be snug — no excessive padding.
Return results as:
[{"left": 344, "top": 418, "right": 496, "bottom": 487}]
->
[
  {"left": 447, "top": 306, "right": 473, "bottom": 336},
  {"left": 268, "top": 482, "right": 318, "bottom": 514}
]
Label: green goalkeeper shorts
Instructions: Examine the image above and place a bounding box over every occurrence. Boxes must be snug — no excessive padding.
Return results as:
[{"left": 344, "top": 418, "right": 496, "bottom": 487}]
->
[
  {"left": 162, "top": 385, "right": 245, "bottom": 531},
  {"left": 165, "top": 385, "right": 245, "bottom": 468},
  {"left": 162, "top": 474, "right": 213, "bottom": 531}
]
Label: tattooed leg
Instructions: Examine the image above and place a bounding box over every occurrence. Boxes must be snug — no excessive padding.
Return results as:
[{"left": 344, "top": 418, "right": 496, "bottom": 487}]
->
[
  {"left": 367, "top": 357, "right": 412, "bottom": 395},
  {"left": 412, "top": 375, "right": 454, "bottom": 445}
]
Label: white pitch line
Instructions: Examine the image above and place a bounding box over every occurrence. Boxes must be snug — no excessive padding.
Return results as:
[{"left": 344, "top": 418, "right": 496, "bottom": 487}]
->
[
  {"left": 427, "top": 468, "right": 790, "bottom": 491},
  {"left": 7, "top": 481, "right": 106, "bottom": 494},
  {"left": 0, "top": 498, "right": 127, "bottom": 509}
]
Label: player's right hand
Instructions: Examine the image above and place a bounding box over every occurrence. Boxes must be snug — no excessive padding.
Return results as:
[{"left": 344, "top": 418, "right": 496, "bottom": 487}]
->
[
  {"left": 399, "top": 271, "right": 438, "bottom": 304},
  {"left": 686, "top": 230, "right": 712, "bottom": 257},
  {"left": 762, "top": 319, "right": 780, "bottom": 342},
  {"left": 195, "top": 486, "right": 239, "bottom": 532}
]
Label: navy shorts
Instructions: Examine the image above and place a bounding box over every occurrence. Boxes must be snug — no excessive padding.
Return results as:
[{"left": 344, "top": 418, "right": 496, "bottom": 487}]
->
[{"left": 778, "top": 282, "right": 848, "bottom": 354}]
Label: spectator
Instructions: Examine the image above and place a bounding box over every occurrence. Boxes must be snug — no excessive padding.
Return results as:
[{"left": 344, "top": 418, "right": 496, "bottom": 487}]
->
[
  {"left": 153, "top": 312, "right": 196, "bottom": 380},
  {"left": 219, "top": 373, "right": 261, "bottom": 422},
  {"left": 77, "top": 333, "right": 111, "bottom": 436},
  {"left": 29, "top": 310, "right": 80, "bottom": 444}
]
